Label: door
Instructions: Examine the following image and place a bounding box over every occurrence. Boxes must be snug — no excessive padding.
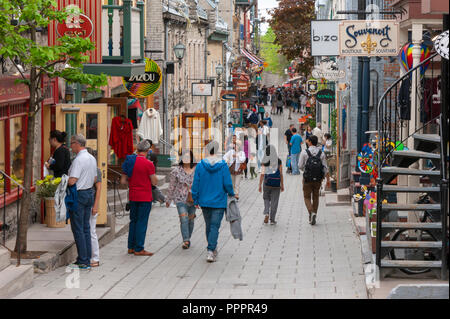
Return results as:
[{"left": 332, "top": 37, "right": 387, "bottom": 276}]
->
[
  {"left": 181, "top": 113, "right": 209, "bottom": 161},
  {"left": 55, "top": 104, "right": 108, "bottom": 225}
]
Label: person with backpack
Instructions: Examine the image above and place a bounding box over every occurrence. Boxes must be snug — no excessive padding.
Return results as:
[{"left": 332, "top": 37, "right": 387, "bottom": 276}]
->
[
  {"left": 259, "top": 145, "right": 284, "bottom": 225},
  {"left": 299, "top": 135, "right": 330, "bottom": 225},
  {"left": 276, "top": 90, "right": 284, "bottom": 115},
  {"left": 223, "top": 136, "right": 246, "bottom": 200}
]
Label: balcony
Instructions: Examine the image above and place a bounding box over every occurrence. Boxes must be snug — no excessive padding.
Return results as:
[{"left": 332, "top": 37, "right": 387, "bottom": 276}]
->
[
  {"left": 235, "top": 0, "right": 252, "bottom": 6},
  {"left": 83, "top": 0, "right": 145, "bottom": 77}
]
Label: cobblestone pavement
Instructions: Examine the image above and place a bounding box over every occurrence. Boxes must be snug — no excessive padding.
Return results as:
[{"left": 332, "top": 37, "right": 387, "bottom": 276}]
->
[{"left": 15, "top": 110, "right": 367, "bottom": 299}]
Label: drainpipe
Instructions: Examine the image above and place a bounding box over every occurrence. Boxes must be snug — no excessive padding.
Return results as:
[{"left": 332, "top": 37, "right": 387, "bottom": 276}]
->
[
  {"left": 205, "top": 26, "right": 208, "bottom": 113},
  {"left": 164, "top": 19, "right": 169, "bottom": 153}
]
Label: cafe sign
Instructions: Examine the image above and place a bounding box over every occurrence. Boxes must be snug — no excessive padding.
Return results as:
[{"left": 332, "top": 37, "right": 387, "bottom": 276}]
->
[{"left": 339, "top": 20, "right": 399, "bottom": 57}]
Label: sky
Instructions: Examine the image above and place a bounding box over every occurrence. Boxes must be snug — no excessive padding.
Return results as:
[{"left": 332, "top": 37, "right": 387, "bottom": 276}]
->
[{"left": 258, "top": 0, "right": 278, "bottom": 34}]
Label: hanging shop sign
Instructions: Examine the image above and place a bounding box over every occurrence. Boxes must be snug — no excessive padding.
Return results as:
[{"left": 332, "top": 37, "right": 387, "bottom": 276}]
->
[
  {"left": 48, "top": 0, "right": 102, "bottom": 63},
  {"left": 192, "top": 82, "right": 213, "bottom": 96},
  {"left": 56, "top": 5, "right": 93, "bottom": 38},
  {"left": 122, "top": 58, "right": 162, "bottom": 97},
  {"left": 434, "top": 30, "right": 449, "bottom": 60},
  {"left": 339, "top": 20, "right": 399, "bottom": 57},
  {"left": 306, "top": 79, "right": 318, "bottom": 94},
  {"left": 220, "top": 90, "right": 238, "bottom": 101},
  {"left": 235, "top": 80, "right": 250, "bottom": 92},
  {"left": 311, "top": 20, "right": 341, "bottom": 56},
  {"left": 316, "top": 89, "right": 335, "bottom": 104},
  {"left": 311, "top": 58, "right": 346, "bottom": 81}
]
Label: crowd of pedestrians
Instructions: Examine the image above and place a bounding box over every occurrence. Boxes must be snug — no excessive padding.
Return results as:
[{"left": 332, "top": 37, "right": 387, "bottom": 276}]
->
[{"left": 47, "top": 82, "right": 334, "bottom": 269}]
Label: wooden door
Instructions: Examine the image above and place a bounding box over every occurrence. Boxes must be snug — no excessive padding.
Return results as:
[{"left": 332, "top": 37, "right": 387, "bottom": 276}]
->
[
  {"left": 181, "top": 113, "right": 209, "bottom": 161},
  {"left": 55, "top": 104, "right": 108, "bottom": 225}
]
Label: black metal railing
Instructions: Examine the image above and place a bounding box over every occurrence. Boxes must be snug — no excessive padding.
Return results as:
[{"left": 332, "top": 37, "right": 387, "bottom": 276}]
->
[
  {"left": 107, "top": 167, "right": 127, "bottom": 218},
  {"left": 438, "top": 113, "right": 448, "bottom": 279},
  {"left": 0, "top": 169, "right": 24, "bottom": 266},
  {"left": 376, "top": 52, "right": 440, "bottom": 169}
]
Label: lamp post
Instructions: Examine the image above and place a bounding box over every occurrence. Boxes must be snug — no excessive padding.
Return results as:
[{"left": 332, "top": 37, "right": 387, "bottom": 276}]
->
[{"left": 173, "top": 43, "right": 185, "bottom": 115}]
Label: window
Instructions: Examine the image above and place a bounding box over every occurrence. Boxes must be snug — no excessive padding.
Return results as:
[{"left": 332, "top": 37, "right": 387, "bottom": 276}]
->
[{"left": 0, "top": 102, "right": 29, "bottom": 198}]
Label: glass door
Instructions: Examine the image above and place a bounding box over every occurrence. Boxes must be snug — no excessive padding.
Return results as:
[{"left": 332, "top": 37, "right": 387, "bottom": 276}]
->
[{"left": 55, "top": 104, "right": 108, "bottom": 225}]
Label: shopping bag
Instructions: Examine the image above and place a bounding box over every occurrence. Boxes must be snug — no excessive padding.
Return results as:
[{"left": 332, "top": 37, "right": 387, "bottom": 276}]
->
[{"left": 286, "top": 155, "right": 291, "bottom": 168}]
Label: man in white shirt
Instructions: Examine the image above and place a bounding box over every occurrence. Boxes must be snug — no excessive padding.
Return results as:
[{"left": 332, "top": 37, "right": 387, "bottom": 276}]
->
[
  {"left": 312, "top": 123, "right": 324, "bottom": 146},
  {"left": 223, "top": 136, "right": 246, "bottom": 199},
  {"left": 67, "top": 134, "right": 98, "bottom": 270}
]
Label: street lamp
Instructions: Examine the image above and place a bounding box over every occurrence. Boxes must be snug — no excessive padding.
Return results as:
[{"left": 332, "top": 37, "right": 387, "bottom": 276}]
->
[
  {"left": 215, "top": 64, "right": 224, "bottom": 77},
  {"left": 173, "top": 43, "right": 186, "bottom": 61}
]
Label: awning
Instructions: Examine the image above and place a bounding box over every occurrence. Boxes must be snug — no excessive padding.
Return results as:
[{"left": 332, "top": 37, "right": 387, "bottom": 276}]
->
[{"left": 240, "top": 48, "right": 264, "bottom": 65}]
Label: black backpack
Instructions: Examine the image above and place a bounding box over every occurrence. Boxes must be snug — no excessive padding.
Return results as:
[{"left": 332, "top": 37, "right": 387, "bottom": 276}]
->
[
  {"left": 277, "top": 93, "right": 282, "bottom": 101},
  {"left": 303, "top": 150, "right": 324, "bottom": 182}
]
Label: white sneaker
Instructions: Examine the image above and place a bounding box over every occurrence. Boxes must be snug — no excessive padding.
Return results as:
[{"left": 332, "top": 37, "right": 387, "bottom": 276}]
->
[
  {"left": 213, "top": 250, "right": 218, "bottom": 258},
  {"left": 206, "top": 250, "right": 216, "bottom": 263}
]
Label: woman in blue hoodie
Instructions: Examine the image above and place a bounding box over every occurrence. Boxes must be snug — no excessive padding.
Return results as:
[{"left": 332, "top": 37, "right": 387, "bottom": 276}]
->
[{"left": 191, "top": 141, "right": 235, "bottom": 263}]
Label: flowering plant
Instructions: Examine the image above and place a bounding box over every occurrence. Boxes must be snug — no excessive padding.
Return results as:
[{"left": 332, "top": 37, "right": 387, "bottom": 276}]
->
[{"left": 36, "top": 175, "right": 62, "bottom": 199}]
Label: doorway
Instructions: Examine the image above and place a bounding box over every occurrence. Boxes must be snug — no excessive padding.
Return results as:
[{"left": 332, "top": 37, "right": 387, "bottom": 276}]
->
[{"left": 55, "top": 104, "right": 108, "bottom": 225}]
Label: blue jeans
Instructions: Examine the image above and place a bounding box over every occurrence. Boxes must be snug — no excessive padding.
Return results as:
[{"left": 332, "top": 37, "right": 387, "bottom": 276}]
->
[
  {"left": 69, "top": 188, "right": 94, "bottom": 265},
  {"left": 202, "top": 207, "right": 225, "bottom": 252},
  {"left": 176, "top": 202, "right": 196, "bottom": 242},
  {"left": 128, "top": 201, "right": 152, "bottom": 252},
  {"left": 291, "top": 152, "right": 300, "bottom": 175}
]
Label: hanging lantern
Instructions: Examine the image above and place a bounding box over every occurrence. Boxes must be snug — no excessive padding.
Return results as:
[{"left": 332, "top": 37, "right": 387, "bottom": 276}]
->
[{"left": 399, "top": 43, "right": 431, "bottom": 74}]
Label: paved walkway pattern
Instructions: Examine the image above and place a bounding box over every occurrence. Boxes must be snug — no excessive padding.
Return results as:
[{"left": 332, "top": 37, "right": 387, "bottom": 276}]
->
[{"left": 15, "top": 111, "right": 367, "bottom": 299}]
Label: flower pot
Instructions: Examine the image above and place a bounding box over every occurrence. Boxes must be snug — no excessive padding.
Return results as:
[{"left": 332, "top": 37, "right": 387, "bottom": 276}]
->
[{"left": 44, "top": 198, "right": 66, "bottom": 228}]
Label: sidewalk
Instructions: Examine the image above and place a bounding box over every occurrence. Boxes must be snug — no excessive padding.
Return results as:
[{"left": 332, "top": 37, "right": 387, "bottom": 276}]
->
[{"left": 14, "top": 111, "right": 368, "bottom": 299}]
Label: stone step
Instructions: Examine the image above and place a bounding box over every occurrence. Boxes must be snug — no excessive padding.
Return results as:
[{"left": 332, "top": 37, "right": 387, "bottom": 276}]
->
[
  {"left": 381, "top": 241, "right": 442, "bottom": 248},
  {"left": 381, "top": 185, "right": 441, "bottom": 193},
  {"left": 382, "top": 222, "right": 442, "bottom": 230},
  {"left": 381, "top": 260, "right": 442, "bottom": 269},
  {"left": 381, "top": 203, "right": 441, "bottom": 211},
  {"left": 0, "top": 247, "right": 10, "bottom": 272},
  {"left": 0, "top": 265, "right": 34, "bottom": 299}
]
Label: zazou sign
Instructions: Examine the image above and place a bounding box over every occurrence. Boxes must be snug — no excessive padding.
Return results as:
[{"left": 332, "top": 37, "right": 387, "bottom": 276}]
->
[{"left": 311, "top": 20, "right": 341, "bottom": 56}]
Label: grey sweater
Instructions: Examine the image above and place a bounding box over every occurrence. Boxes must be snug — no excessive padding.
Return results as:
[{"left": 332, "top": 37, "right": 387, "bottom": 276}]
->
[{"left": 226, "top": 197, "right": 243, "bottom": 241}]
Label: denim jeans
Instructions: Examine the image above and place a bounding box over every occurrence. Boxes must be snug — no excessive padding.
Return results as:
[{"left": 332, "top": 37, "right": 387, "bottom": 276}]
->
[
  {"left": 202, "top": 207, "right": 225, "bottom": 252},
  {"left": 69, "top": 188, "right": 94, "bottom": 265},
  {"left": 128, "top": 201, "right": 152, "bottom": 252},
  {"left": 291, "top": 152, "right": 300, "bottom": 175},
  {"left": 176, "top": 202, "right": 196, "bottom": 242}
]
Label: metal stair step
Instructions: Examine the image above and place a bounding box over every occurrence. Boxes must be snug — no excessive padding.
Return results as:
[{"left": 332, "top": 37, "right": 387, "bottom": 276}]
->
[
  {"left": 381, "top": 185, "right": 440, "bottom": 193},
  {"left": 392, "top": 150, "right": 440, "bottom": 160},
  {"left": 381, "top": 203, "right": 441, "bottom": 211},
  {"left": 412, "top": 133, "right": 441, "bottom": 144},
  {"left": 382, "top": 222, "right": 442, "bottom": 229},
  {"left": 380, "top": 260, "right": 442, "bottom": 268},
  {"left": 381, "top": 167, "right": 441, "bottom": 176},
  {"left": 381, "top": 241, "right": 442, "bottom": 248}
]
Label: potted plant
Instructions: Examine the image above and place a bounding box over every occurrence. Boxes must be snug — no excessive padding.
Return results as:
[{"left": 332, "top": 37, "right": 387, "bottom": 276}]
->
[{"left": 36, "top": 175, "right": 65, "bottom": 228}]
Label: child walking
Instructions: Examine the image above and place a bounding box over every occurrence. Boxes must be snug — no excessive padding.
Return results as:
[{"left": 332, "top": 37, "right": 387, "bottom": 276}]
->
[{"left": 249, "top": 153, "right": 257, "bottom": 179}]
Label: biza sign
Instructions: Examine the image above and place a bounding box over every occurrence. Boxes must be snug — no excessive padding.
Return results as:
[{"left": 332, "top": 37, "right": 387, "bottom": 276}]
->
[
  {"left": 311, "top": 20, "right": 341, "bottom": 56},
  {"left": 339, "top": 20, "right": 399, "bottom": 56}
]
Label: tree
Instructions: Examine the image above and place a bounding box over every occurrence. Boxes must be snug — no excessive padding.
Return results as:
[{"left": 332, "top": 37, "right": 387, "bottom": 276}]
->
[
  {"left": 269, "top": 0, "right": 316, "bottom": 76},
  {"left": 260, "top": 27, "right": 289, "bottom": 76},
  {"left": 0, "top": 0, "right": 107, "bottom": 254}
]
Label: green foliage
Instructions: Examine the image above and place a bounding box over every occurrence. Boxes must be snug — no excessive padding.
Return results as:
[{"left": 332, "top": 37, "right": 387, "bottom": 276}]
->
[
  {"left": 260, "top": 28, "right": 289, "bottom": 76},
  {"left": 330, "top": 107, "right": 337, "bottom": 144},
  {"left": 269, "top": 0, "right": 316, "bottom": 76},
  {"left": 0, "top": 0, "right": 107, "bottom": 104}
]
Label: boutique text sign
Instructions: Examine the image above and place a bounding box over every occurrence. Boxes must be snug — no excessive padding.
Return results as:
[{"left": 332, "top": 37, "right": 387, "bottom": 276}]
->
[{"left": 339, "top": 20, "right": 399, "bottom": 57}]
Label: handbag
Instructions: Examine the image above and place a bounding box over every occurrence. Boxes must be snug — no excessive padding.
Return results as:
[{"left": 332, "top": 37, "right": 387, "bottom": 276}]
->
[{"left": 239, "top": 162, "right": 247, "bottom": 172}]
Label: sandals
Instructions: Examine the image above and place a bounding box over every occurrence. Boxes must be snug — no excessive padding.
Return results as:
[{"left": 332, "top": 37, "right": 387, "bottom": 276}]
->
[
  {"left": 91, "top": 261, "right": 100, "bottom": 267},
  {"left": 182, "top": 241, "right": 191, "bottom": 249}
]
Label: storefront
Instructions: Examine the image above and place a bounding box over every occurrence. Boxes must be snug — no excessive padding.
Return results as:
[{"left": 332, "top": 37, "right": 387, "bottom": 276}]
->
[{"left": 1, "top": 76, "right": 58, "bottom": 208}]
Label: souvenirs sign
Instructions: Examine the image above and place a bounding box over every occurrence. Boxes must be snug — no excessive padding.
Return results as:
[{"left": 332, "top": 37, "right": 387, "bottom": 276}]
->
[
  {"left": 316, "top": 89, "right": 335, "bottom": 104},
  {"left": 122, "top": 58, "right": 162, "bottom": 97},
  {"left": 235, "top": 80, "right": 249, "bottom": 92},
  {"left": 339, "top": 20, "right": 399, "bottom": 57}
]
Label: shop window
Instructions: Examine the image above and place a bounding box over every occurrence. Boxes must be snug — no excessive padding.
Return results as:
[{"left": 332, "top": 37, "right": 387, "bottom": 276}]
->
[
  {"left": 0, "top": 113, "right": 28, "bottom": 197},
  {"left": 10, "top": 117, "right": 25, "bottom": 188}
]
